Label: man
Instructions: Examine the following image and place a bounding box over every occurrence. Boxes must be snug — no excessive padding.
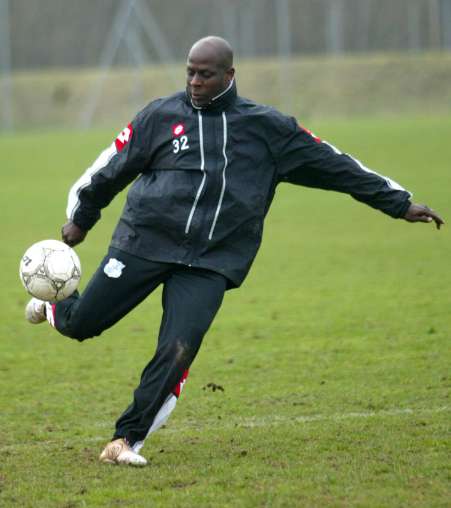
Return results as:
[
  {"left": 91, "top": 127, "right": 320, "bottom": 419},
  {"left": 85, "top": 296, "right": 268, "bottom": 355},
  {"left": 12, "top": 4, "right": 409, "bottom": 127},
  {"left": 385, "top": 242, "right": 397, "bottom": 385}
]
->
[{"left": 26, "top": 36, "right": 444, "bottom": 466}]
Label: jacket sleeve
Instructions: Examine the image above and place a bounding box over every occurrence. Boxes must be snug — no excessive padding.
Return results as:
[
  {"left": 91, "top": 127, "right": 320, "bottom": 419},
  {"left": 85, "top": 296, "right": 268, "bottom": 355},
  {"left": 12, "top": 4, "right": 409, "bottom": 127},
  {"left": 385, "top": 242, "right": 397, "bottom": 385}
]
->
[
  {"left": 66, "top": 108, "right": 153, "bottom": 231},
  {"left": 274, "top": 116, "right": 412, "bottom": 219}
]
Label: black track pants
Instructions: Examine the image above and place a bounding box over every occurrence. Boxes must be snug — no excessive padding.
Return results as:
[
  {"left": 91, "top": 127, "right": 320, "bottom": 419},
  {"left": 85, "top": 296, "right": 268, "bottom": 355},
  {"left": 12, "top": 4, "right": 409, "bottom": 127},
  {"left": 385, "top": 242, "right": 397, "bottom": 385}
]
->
[{"left": 52, "top": 247, "right": 227, "bottom": 445}]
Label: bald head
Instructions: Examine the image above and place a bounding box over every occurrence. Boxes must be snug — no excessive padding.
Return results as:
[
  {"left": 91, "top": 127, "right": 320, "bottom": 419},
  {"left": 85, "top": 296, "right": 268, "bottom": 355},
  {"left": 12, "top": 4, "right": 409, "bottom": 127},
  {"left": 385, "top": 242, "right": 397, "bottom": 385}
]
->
[
  {"left": 188, "top": 36, "right": 234, "bottom": 70},
  {"left": 186, "top": 36, "right": 235, "bottom": 107}
]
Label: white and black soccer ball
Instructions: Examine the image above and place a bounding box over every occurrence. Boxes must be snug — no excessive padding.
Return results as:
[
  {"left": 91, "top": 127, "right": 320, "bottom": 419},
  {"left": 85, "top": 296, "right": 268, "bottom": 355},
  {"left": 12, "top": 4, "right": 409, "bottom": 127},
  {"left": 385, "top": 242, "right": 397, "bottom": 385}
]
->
[{"left": 19, "top": 239, "right": 82, "bottom": 302}]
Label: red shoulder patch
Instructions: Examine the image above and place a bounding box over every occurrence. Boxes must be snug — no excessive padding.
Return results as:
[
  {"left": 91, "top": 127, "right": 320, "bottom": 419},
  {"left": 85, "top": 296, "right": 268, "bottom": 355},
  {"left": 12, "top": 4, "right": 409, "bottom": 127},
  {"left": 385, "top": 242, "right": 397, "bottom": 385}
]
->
[
  {"left": 299, "top": 125, "right": 321, "bottom": 144},
  {"left": 115, "top": 123, "right": 133, "bottom": 152}
]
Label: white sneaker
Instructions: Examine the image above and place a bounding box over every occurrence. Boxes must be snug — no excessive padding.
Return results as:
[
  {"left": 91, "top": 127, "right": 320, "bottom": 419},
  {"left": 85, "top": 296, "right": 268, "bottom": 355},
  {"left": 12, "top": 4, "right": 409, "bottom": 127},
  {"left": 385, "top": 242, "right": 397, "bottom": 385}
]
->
[
  {"left": 25, "top": 298, "right": 46, "bottom": 324},
  {"left": 99, "top": 438, "right": 147, "bottom": 466}
]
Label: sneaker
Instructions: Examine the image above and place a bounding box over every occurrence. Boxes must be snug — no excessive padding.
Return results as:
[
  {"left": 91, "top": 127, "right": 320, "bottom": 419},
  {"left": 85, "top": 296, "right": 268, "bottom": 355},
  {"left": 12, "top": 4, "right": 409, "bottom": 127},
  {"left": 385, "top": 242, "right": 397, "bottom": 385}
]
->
[
  {"left": 25, "top": 298, "right": 46, "bottom": 324},
  {"left": 99, "top": 438, "right": 147, "bottom": 466}
]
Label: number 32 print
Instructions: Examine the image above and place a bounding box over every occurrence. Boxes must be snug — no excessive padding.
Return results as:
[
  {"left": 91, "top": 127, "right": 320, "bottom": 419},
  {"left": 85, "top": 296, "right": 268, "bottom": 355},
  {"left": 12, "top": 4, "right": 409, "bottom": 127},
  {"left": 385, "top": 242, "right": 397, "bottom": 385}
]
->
[{"left": 172, "top": 135, "right": 190, "bottom": 154}]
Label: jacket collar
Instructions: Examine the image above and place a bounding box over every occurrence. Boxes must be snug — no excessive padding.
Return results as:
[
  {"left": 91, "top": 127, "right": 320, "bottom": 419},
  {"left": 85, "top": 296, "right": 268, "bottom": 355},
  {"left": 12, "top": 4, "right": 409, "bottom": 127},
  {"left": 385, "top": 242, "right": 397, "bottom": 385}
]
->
[{"left": 186, "top": 79, "right": 237, "bottom": 112}]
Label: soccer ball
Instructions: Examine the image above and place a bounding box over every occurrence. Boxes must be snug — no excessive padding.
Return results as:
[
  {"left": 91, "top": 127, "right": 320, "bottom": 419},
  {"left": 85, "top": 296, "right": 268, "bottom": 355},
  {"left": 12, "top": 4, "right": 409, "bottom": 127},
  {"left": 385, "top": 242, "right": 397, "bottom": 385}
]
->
[{"left": 19, "top": 239, "right": 82, "bottom": 302}]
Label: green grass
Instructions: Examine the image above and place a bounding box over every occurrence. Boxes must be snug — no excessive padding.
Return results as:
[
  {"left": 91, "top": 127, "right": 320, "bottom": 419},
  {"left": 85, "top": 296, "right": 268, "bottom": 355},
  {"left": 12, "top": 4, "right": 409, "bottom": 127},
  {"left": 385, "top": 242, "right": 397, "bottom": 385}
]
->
[{"left": 0, "top": 117, "right": 450, "bottom": 507}]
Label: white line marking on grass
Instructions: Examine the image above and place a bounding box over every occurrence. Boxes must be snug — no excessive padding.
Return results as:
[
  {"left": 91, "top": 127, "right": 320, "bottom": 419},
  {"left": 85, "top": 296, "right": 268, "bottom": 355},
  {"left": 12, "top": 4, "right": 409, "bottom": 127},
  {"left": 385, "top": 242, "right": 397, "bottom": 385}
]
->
[
  {"left": 1, "top": 406, "right": 449, "bottom": 452},
  {"left": 163, "top": 405, "right": 451, "bottom": 430},
  {"left": 229, "top": 406, "right": 451, "bottom": 428}
]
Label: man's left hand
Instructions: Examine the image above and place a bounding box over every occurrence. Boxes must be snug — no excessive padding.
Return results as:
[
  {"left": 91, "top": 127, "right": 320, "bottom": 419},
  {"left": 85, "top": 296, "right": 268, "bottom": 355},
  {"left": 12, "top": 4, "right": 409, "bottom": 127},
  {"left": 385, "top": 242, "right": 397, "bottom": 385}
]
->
[{"left": 403, "top": 203, "right": 445, "bottom": 230}]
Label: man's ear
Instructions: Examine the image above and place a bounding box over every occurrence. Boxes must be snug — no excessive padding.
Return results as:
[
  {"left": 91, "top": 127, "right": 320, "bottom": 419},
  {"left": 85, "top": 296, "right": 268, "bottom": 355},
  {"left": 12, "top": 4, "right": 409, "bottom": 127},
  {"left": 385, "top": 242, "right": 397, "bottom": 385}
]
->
[{"left": 226, "top": 67, "right": 235, "bottom": 81}]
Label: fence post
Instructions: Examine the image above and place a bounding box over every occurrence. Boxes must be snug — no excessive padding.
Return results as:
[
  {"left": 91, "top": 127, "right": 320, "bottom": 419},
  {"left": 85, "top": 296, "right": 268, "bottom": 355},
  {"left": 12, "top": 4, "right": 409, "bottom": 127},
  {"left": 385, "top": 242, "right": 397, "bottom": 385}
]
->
[
  {"left": 327, "top": 0, "right": 345, "bottom": 54},
  {"left": 0, "top": 0, "right": 13, "bottom": 132},
  {"left": 276, "top": 0, "right": 292, "bottom": 113},
  {"left": 428, "top": 0, "right": 441, "bottom": 49},
  {"left": 441, "top": 0, "right": 451, "bottom": 48},
  {"left": 80, "top": 0, "right": 136, "bottom": 128},
  {"left": 407, "top": 0, "right": 421, "bottom": 51}
]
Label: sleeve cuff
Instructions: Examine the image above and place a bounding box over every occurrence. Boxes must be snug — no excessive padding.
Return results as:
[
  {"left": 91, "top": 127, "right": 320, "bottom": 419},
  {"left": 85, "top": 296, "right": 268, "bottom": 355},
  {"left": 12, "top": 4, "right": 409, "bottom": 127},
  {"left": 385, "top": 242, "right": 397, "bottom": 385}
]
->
[{"left": 396, "top": 199, "right": 412, "bottom": 219}]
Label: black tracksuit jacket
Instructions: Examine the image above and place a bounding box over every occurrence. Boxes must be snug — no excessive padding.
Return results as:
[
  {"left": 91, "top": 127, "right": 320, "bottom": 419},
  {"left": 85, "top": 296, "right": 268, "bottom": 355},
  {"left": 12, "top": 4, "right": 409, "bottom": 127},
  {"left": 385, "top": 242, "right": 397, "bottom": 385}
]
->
[{"left": 67, "top": 81, "right": 412, "bottom": 288}]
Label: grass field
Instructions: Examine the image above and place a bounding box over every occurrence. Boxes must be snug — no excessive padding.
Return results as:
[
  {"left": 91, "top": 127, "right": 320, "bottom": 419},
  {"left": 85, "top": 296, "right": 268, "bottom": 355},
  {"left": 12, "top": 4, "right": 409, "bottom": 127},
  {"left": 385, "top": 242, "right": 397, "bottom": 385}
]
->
[{"left": 0, "top": 117, "right": 450, "bottom": 507}]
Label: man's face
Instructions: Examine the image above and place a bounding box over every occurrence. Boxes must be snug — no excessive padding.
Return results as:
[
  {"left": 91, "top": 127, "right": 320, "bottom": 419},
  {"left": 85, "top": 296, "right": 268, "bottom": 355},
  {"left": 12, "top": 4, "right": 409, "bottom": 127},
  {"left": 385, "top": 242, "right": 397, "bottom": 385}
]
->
[{"left": 186, "top": 56, "right": 233, "bottom": 107}]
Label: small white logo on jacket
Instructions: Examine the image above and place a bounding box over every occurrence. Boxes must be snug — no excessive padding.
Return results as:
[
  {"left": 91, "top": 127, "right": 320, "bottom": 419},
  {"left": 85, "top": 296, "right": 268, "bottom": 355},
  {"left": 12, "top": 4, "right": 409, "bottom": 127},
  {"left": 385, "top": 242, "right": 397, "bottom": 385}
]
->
[{"left": 104, "top": 258, "right": 126, "bottom": 278}]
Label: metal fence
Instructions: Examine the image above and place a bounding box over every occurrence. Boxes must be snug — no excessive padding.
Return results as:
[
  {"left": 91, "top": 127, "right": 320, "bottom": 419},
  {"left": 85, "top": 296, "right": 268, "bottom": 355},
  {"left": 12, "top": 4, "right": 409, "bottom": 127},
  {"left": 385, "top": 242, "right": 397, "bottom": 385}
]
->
[{"left": 2, "top": 0, "right": 451, "bottom": 71}]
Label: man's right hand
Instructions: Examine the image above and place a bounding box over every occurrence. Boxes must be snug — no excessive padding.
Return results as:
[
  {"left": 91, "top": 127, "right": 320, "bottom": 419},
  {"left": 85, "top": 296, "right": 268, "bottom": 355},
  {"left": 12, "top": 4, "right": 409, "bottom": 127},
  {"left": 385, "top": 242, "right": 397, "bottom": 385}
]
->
[{"left": 61, "top": 221, "right": 87, "bottom": 247}]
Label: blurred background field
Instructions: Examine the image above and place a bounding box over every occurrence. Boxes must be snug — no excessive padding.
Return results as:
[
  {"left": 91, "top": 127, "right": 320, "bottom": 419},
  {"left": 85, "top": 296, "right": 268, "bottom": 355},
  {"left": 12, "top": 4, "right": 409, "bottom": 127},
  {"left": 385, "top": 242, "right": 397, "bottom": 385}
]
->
[
  {"left": 7, "top": 52, "right": 451, "bottom": 130},
  {"left": 2, "top": 0, "right": 451, "bottom": 130},
  {"left": 0, "top": 1, "right": 450, "bottom": 507}
]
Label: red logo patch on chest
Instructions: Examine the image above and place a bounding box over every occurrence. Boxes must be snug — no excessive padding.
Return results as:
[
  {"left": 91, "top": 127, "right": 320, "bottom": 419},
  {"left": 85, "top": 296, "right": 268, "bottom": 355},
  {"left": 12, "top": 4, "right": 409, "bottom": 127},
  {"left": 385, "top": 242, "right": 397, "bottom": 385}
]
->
[{"left": 172, "top": 123, "right": 185, "bottom": 137}]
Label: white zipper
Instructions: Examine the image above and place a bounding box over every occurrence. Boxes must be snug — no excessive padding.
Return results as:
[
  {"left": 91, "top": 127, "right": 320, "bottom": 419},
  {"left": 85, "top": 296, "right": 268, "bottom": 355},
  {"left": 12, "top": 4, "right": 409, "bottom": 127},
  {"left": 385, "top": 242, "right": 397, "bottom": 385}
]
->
[
  {"left": 185, "top": 110, "right": 206, "bottom": 234},
  {"left": 208, "top": 112, "right": 228, "bottom": 240}
]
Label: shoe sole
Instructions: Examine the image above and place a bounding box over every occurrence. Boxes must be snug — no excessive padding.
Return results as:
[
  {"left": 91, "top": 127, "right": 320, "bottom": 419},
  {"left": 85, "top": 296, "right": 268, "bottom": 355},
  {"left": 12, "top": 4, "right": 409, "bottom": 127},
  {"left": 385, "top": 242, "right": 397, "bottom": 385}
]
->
[
  {"left": 100, "top": 458, "right": 147, "bottom": 466},
  {"left": 100, "top": 458, "right": 116, "bottom": 465}
]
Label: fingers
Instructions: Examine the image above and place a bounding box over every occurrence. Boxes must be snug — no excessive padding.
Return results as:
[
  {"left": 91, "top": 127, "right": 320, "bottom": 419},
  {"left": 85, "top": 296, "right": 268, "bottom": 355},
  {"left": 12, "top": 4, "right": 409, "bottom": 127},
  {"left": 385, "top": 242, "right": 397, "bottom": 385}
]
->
[
  {"left": 63, "top": 236, "right": 78, "bottom": 247},
  {"left": 416, "top": 214, "right": 434, "bottom": 224},
  {"left": 431, "top": 213, "right": 444, "bottom": 230},
  {"left": 422, "top": 206, "right": 445, "bottom": 230},
  {"left": 405, "top": 203, "right": 445, "bottom": 230},
  {"left": 61, "top": 225, "right": 74, "bottom": 246},
  {"left": 61, "top": 232, "right": 77, "bottom": 247},
  {"left": 61, "top": 222, "right": 87, "bottom": 246}
]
